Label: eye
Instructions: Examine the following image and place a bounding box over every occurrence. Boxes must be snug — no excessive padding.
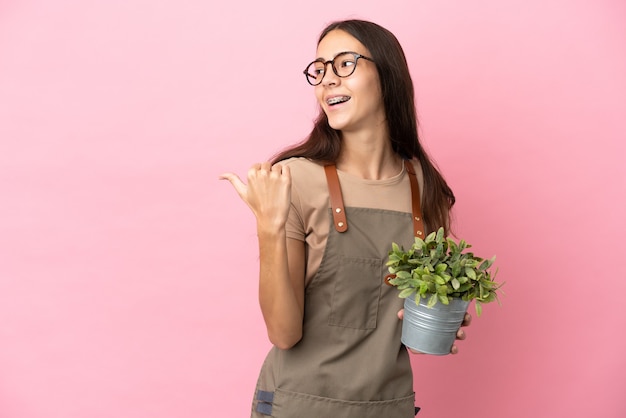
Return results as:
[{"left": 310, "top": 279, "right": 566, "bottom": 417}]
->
[
  {"left": 338, "top": 58, "right": 356, "bottom": 68},
  {"left": 312, "top": 62, "right": 325, "bottom": 75}
]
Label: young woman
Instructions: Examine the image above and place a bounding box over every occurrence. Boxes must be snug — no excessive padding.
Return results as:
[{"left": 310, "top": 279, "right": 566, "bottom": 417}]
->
[{"left": 221, "top": 19, "right": 470, "bottom": 418}]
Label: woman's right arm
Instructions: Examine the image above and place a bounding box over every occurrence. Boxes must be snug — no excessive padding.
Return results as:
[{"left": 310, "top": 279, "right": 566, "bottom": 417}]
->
[
  {"left": 257, "top": 232, "right": 305, "bottom": 349},
  {"left": 220, "top": 162, "right": 305, "bottom": 349}
]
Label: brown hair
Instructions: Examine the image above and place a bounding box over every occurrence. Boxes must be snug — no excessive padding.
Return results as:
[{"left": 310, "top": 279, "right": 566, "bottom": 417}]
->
[{"left": 271, "top": 19, "right": 455, "bottom": 234}]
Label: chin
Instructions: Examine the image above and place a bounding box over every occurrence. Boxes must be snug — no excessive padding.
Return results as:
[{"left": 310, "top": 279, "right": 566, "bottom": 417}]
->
[
  {"left": 326, "top": 116, "right": 349, "bottom": 131},
  {"left": 327, "top": 122, "right": 343, "bottom": 130}
]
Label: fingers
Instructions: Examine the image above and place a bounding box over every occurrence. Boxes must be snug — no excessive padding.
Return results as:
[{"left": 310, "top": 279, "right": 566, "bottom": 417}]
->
[
  {"left": 221, "top": 162, "right": 292, "bottom": 226},
  {"left": 246, "top": 162, "right": 291, "bottom": 181},
  {"left": 219, "top": 172, "right": 247, "bottom": 198},
  {"left": 277, "top": 163, "right": 291, "bottom": 180},
  {"left": 397, "top": 309, "right": 404, "bottom": 320},
  {"left": 450, "top": 313, "right": 471, "bottom": 354},
  {"left": 455, "top": 313, "right": 469, "bottom": 340},
  {"left": 461, "top": 312, "right": 472, "bottom": 327},
  {"left": 249, "top": 162, "right": 267, "bottom": 179},
  {"left": 220, "top": 162, "right": 290, "bottom": 193}
]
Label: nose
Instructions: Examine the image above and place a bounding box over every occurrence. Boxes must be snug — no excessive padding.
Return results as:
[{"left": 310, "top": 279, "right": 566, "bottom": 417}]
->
[{"left": 321, "top": 62, "right": 340, "bottom": 86}]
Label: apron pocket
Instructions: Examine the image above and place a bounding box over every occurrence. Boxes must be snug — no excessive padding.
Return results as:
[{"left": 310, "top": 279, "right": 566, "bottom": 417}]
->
[
  {"left": 329, "top": 255, "right": 383, "bottom": 330},
  {"left": 271, "top": 388, "right": 415, "bottom": 418}
]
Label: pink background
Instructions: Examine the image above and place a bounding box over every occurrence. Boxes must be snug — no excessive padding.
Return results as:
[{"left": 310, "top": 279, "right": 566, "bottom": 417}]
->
[{"left": 1, "top": 0, "right": 625, "bottom": 417}]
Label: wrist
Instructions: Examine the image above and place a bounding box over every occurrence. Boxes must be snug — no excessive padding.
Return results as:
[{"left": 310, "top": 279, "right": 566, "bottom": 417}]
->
[{"left": 256, "top": 223, "right": 287, "bottom": 240}]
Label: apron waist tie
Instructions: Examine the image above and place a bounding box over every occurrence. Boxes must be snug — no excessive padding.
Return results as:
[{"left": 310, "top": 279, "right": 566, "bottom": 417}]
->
[
  {"left": 256, "top": 390, "right": 274, "bottom": 416},
  {"left": 255, "top": 389, "right": 420, "bottom": 416}
]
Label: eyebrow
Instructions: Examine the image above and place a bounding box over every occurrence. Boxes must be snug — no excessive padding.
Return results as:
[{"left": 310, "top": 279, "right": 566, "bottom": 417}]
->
[{"left": 314, "top": 50, "right": 360, "bottom": 61}]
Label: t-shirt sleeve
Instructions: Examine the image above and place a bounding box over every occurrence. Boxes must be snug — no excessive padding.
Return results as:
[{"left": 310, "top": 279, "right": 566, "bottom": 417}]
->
[{"left": 284, "top": 163, "right": 306, "bottom": 242}]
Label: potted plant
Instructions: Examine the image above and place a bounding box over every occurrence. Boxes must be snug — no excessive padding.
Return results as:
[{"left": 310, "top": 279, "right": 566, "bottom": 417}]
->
[{"left": 384, "top": 227, "right": 503, "bottom": 355}]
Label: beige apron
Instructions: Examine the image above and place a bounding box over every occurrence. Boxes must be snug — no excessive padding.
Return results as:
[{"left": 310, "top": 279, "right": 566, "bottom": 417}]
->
[{"left": 252, "top": 163, "right": 425, "bottom": 418}]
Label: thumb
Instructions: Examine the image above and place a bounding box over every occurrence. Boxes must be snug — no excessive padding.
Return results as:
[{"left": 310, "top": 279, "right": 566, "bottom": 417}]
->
[
  {"left": 397, "top": 309, "right": 405, "bottom": 320},
  {"left": 219, "top": 172, "right": 247, "bottom": 199}
]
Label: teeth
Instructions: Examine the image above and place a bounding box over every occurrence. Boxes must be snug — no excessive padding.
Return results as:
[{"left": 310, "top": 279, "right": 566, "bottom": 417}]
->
[{"left": 327, "top": 96, "right": 350, "bottom": 105}]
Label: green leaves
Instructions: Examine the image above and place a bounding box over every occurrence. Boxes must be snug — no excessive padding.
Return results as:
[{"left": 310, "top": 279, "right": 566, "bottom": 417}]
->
[
  {"left": 427, "top": 294, "right": 438, "bottom": 308},
  {"left": 386, "top": 227, "right": 503, "bottom": 316},
  {"left": 435, "top": 264, "right": 447, "bottom": 274},
  {"left": 479, "top": 256, "right": 495, "bottom": 271}
]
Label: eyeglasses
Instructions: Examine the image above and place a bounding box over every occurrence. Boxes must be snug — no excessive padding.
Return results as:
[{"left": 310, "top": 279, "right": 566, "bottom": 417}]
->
[{"left": 303, "top": 51, "right": 375, "bottom": 86}]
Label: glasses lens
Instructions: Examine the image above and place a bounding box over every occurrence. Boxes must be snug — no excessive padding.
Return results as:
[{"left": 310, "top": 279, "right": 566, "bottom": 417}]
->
[
  {"left": 305, "top": 61, "right": 325, "bottom": 85},
  {"left": 333, "top": 53, "right": 357, "bottom": 77}
]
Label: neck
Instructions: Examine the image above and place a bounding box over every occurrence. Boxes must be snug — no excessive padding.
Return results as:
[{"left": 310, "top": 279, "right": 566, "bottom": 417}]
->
[{"left": 336, "top": 129, "right": 403, "bottom": 180}]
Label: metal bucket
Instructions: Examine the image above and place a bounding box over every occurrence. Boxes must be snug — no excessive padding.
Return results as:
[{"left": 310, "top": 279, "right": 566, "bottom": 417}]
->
[{"left": 401, "top": 293, "right": 470, "bottom": 355}]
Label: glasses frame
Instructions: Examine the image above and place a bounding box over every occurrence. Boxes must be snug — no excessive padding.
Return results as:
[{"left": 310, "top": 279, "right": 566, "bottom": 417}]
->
[{"left": 303, "top": 51, "right": 375, "bottom": 86}]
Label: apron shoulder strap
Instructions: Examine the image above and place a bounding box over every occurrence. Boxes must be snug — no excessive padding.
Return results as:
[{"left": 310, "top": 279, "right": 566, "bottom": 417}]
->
[
  {"left": 324, "top": 164, "right": 348, "bottom": 233},
  {"left": 404, "top": 160, "right": 425, "bottom": 238},
  {"left": 324, "top": 161, "right": 425, "bottom": 237}
]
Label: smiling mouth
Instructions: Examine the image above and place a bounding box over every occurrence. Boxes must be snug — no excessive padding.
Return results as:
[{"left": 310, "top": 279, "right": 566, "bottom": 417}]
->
[{"left": 327, "top": 96, "right": 351, "bottom": 106}]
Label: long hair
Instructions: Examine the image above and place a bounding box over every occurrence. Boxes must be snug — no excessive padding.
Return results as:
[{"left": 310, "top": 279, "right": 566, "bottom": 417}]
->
[{"left": 271, "top": 19, "right": 455, "bottom": 234}]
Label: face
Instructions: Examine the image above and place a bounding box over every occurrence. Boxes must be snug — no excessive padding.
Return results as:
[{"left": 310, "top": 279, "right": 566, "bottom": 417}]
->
[{"left": 313, "top": 30, "right": 385, "bottom": 133}]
